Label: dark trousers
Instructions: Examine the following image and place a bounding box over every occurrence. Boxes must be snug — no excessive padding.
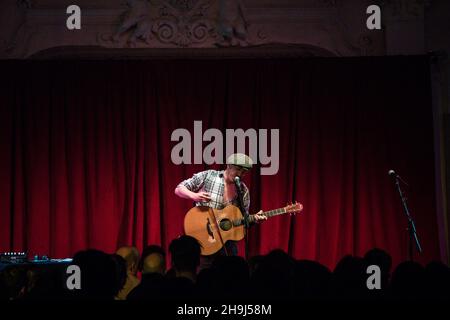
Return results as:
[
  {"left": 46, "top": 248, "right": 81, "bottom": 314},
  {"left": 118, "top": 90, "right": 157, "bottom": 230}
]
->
[{"left": 199, "top": 241, "right": 238, "bottom": 271}]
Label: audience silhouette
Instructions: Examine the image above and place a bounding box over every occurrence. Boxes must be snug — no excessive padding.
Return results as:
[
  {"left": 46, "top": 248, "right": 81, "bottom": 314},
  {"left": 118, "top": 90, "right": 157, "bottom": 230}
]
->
[{"left": 1, "top": 242, "right": 449, "bottom": 302}]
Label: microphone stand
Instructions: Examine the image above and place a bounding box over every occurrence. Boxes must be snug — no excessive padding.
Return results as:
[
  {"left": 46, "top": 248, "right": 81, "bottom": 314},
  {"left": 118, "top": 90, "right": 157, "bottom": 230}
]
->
[
  {"left": 235, "top": 178, "right": 250, "bottom": 261},
  {"left": 392, "top": 174, "right": 422, "bottom": 261}
]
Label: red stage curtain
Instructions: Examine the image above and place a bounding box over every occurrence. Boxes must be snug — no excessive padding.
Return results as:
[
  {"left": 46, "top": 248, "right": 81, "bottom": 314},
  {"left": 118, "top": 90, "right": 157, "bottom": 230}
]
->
[{"left": 0, "top": 57, "right": 440, "bottom": 269}]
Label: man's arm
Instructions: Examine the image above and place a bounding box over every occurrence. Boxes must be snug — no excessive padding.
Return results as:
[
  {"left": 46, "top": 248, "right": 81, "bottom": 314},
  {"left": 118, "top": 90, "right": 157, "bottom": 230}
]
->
[
  {"left": 175, "top": 185, "right": 211, "bottom": 202},
  {"left": 174, "top": 170, "right": 212, "bottom": 203}
]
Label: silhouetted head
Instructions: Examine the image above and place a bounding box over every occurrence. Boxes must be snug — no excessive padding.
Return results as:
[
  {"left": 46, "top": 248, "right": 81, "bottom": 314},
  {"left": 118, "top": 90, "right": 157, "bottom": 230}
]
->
[
  {"left": 331, "top": 255, "right": 366, "bottom": 299},
  {"left": 71, "top": 249, "right": 121, "bottom": 300},
  {"left": 169, "top": 235, "right": 201, "bottom": 274},
  {"left": 139, "top": 245, "right": 166, "bottom": 274},
  {"left": 389, "top": 261, "right": 425, "bottom": 299},
  {"left": 363, "top": 248, "right": 392, "bottom": 288},
  {"left": 143, "top": 253, "right": 166, "bottom": 275},
  {"left": 250, "top": 249, "right": 296, "bottom": 298},
  {"left": 364, "top": 248, "right": 392, "bottom": 273},
  {"left": 115, "top": 246, "right": 140, "bottom": 276},
  {"left": 294, "top": 259, "right": 332, "bottom": 298}
]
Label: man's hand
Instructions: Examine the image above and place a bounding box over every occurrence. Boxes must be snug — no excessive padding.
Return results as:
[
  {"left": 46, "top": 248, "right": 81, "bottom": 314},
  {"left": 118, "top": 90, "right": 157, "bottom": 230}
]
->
[
  {"left": 252, "top": 210, "right": 267, "bottom": 223},
  {"left": 191, "top": 191, "right": 212, "bottom": 202}
]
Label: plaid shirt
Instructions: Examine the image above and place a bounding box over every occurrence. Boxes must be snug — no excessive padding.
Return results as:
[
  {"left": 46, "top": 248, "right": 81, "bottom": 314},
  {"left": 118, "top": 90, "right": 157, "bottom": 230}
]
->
[{"left": 178, "top": 170, "right": 250, "bottom": 213}]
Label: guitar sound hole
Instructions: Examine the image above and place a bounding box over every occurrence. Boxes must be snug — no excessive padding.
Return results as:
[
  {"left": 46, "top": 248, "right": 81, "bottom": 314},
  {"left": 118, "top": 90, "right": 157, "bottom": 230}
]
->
[{"left": 219, "top": 219, "right": 232, "bottom": 231}]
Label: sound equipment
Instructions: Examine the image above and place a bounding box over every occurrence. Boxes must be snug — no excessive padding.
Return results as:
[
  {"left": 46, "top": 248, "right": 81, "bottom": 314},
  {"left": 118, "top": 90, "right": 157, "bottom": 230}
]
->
[
  {"left": 0, "top": 252, "right": 72, "bottom": 272},
  {"left": 0, "top": 251, "right": 27, "bottom": 264}
]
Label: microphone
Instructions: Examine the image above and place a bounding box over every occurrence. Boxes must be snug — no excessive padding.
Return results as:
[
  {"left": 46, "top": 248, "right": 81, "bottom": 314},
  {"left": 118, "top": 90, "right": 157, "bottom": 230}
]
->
[
  {"left": 388, "top": 169, "right": 409, "bottom": 186},
  {"left": 388, "top": 170, "right": 397, "bottom": 177},
  {"left": 234, "top": 176, "right": 241, "bottom": 187}
]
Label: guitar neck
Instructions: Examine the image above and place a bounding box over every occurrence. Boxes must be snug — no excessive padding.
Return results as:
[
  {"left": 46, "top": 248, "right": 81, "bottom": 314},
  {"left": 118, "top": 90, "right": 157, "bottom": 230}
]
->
[
  {"left": 243, "top": 207, "right": 287, "bottom": 224},
  {"left": 262, "top": 207, "right": 287, "bottom": 218}
]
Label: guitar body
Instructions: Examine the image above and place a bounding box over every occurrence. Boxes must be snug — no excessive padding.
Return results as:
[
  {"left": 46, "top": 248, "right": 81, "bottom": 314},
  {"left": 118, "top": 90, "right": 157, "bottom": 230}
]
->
[{"left": 184, "top": 205, "right": 245, "bottom": 256}]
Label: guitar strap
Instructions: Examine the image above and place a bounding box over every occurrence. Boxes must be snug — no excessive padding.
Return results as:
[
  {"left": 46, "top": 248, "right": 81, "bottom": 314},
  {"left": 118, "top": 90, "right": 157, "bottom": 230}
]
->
[{"left": 207, "top": 207, "right": 229, "bottom": 256}]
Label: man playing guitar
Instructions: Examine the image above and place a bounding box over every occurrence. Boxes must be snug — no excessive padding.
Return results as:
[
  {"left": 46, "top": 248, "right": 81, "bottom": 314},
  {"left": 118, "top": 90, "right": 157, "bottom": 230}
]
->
[{"left": 174, "top": 153, "right": 267, "bottom": 266}]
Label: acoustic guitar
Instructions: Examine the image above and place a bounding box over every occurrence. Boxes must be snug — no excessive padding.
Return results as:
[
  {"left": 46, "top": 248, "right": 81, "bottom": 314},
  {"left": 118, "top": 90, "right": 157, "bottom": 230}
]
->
[{"left": 183, "top": 202, "right": 303, "bottom": 256}]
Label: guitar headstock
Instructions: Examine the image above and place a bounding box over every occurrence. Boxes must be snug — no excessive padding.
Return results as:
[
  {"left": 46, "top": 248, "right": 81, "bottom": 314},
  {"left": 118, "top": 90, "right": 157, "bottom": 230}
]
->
[{"left": 284, "top": 201, "right": 303, "bottom": 216}]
